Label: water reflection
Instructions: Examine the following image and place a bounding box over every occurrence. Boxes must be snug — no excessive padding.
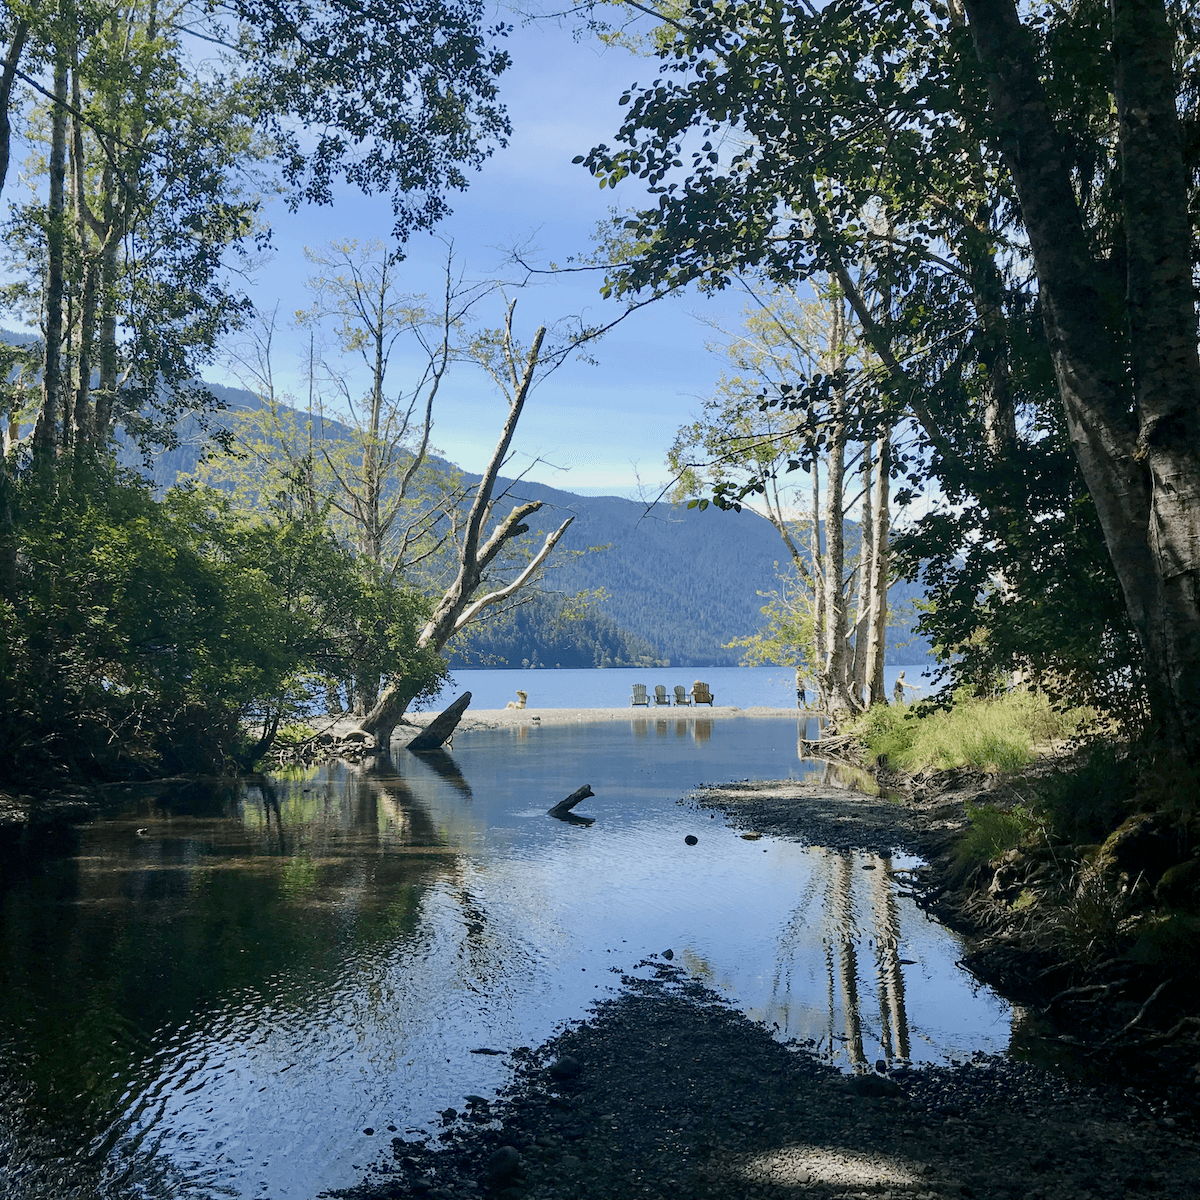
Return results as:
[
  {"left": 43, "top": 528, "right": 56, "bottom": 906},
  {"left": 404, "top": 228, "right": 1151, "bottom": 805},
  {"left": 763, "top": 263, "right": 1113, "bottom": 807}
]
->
[
  {"left": 0, "top": 719, "right": 1009, "bottom": 1200},
  {"left": 632, "top": 716, "right": 716, "bottom": 745}
]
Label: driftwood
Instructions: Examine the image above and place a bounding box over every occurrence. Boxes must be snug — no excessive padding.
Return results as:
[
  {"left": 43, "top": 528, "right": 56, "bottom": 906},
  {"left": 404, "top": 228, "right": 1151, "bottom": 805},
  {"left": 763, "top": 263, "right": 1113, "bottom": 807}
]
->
[
  {"left": 407, "top": 692, "right": 472, "bottom": 752},
  {"left": 549, "top": 784, "right": 595, "bottom": 825}
]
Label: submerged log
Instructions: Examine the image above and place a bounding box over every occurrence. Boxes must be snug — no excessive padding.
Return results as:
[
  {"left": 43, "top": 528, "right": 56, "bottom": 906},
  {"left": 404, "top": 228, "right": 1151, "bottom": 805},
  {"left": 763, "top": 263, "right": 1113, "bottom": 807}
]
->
[
  {"left": 548, "top": 784, "right": 595, "bottom": 822},
  {"left": 407, "top": 692, "right": 472, "bottom": 752}
]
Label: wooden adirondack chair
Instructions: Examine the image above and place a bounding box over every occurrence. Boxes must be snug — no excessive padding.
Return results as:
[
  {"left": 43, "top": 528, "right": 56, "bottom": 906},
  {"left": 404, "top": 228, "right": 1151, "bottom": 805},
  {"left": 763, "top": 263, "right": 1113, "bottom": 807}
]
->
[
  {"left": 673, "top": 685, "right": 691, "bottom": 706},
  {"left": 692, "top": 681, "right": 715, "bottom": 706},
  {"left": 653, "top": 685, "right": 671, "bottom": 706},
  {"left": 630, "top": 683, "right": 649, "bottom": 706}
]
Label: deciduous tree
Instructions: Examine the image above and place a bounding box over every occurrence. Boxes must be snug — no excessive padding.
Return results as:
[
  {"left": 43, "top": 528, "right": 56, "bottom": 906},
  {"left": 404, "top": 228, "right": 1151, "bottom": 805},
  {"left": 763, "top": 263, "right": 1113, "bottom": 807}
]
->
[{"left": 579, "top": 0, "right": 1200, "bottom": 750}]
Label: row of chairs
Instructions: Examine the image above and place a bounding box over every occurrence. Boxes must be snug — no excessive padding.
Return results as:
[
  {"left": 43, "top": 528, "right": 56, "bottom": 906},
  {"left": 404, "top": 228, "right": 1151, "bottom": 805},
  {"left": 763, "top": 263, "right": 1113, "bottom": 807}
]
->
[{"left": 630, "top": 682, "right": 715, "bottom": 707}]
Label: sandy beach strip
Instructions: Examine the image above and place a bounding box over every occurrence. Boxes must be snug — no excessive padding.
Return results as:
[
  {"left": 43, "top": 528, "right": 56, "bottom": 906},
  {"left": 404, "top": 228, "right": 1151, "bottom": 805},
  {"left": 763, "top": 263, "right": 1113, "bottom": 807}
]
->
[
  {"left": 311, "top": 705, "right": 807, "bottom": 743},
  {"left": 402, "top": 704, "right": 804, "bottom": 734}
]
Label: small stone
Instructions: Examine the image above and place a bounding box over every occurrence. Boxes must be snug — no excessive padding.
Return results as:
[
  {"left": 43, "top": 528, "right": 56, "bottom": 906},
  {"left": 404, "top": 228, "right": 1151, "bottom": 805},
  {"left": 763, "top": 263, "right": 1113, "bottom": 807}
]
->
[
  {"left": 549, "top": 1055, "right": 583, "bottom": 1082},
  {"left": 685, "top": 835, "right": 699, "bottom": 846},
  {"left": 662, "top": 948, "right": 674, "bottom": 960},
  {"left": 741, "top": 831, "right": 762, "bottom": 840},
  {"left": 362, "top": 1126, "right": 374, "bottom": 1135},
  {"left": 440, "top": 1107, "right": 458, "bottom": 1123},
  {"left": 485, "top": 1145, "right": 521, "bottom": 1186},
  {"left": 847, "top": 1073, "right": 903, "bottom": 1097}
]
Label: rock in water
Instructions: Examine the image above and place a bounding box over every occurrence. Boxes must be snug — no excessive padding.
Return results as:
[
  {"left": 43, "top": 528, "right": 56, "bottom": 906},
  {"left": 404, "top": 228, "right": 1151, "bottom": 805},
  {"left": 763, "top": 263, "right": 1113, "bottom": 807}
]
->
[
  {"left": 407, "top": 693, "right": 472, "bottom": 752},
  {"left": 685, "top": 835, "right": 699, "bottom": 846}
]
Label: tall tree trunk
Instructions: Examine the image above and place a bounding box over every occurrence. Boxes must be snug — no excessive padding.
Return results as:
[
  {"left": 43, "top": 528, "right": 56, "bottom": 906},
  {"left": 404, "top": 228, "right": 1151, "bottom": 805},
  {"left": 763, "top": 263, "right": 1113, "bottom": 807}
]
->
[
  {"left": 0, "top": 7, "right": 27, "bottom": 581},
  {"left": 0, "top": 18, "right": 29, "bottom": 201},
  {"left": 821, "top": 296, "right": 855, "bottom": 716},
  {"left": 863, "top": 432, "right": 891, "bottom": 707},
  {"left": 963, "top": 0, "right": 1200, "bottom": 753},
  {"left": 93, "top": 218, "right": 119, "bottom": 443},
  {"left": 850, "top": 439, "right": 874, "bottom": 705},
  {"left": 811, "top": 464, "right": 825, "bottom": 698},
  {"left": 1110, "top": 0, "right": 1200, "bottom": 747},
  {"left": 33, "top": 50, "right": 69, "bottom": 472},
  {"left": 91, "top": 15, "right": 123, "bottom": 446},
  {"left": 70, "top": 56, "right": 98, "bottom": 443}
]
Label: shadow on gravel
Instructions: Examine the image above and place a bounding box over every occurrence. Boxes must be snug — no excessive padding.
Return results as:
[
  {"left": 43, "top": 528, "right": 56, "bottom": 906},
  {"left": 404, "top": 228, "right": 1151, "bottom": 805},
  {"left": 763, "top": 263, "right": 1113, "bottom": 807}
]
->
[{"left": 329, "top": 964, "right": 1200, "bottom": 1200}]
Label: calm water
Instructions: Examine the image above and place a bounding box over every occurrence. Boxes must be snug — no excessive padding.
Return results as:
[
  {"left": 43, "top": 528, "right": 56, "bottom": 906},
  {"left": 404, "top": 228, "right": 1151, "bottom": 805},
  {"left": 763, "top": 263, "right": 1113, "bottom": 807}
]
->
[
  {"left": 0, "top": 717, "right": 1006, "bottom": 1199},
  {"left": 423, "top": 664, "right": 937, "bottom": 711}
]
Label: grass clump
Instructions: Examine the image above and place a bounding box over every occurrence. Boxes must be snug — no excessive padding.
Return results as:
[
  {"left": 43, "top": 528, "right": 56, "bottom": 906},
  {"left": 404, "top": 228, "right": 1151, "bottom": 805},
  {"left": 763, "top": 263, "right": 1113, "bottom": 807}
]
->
[
  {"left": 854, "top": 689, "right": 1087, "bottom": 775},
  {"left": 957, "top": 799, "right": 1040, "bottom": 869},
  {"left": 276, "top": 722, "right": 318, "bottom": 746}
]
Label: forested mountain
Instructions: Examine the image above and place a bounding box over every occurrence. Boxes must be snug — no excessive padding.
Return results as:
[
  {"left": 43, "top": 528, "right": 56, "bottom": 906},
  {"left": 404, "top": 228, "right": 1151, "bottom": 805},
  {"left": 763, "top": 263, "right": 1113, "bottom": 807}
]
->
[
  {"left": 448, "top": 591, "right": 668, "bottom": 669},
  {"left": 454, "top": 475, "right": 927, "bottom": 666},
  {"left": 7, "top": 357, "right": 928, "bottom": 668}
]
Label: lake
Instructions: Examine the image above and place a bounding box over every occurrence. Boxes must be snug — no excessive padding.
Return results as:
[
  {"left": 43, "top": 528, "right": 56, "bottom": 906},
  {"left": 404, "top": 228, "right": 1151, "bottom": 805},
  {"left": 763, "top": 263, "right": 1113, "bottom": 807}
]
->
[
  {"left": 423, "top": 664, "right": 938, "bottom": 712},
  {"left": 0, "top": 716, "right": 1005, "bottom": 1200}
]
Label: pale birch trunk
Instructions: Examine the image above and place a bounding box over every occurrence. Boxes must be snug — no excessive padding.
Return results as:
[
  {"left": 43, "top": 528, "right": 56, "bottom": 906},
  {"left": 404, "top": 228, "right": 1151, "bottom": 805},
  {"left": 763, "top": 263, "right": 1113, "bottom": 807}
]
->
[
  {"left": 821, "top": 296, "right": 855, "bottom": 716},
  {"left": 0, "top": 19, "right": 28, "bottom": 201},
  {"left": 849, "top": 441, "right": 874, "bottom": 706},
  {"left": 70, "top": 55, "right": 99, "bottom": 444},
  {"left": 360, "top": 316, "right": 573, "bottom": 747},
  {"left": 863, "top": 433, "right": 891, "bottom": 707},
  {"left": 33, "top": 51, "right": 69, "bottom": 472},
  {"left": 811, "top": 465, "right": 825, "bottom": 700}
]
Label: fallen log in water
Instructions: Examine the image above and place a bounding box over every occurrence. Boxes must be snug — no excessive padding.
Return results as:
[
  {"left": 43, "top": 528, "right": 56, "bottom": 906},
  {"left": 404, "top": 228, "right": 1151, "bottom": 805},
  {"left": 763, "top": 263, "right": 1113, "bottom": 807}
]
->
[
  {"left": 549, "top": 785, "right": 595, "bottom": 825},
  {"left": 407, "top": 692, "right": 472, "bottom": 752}
]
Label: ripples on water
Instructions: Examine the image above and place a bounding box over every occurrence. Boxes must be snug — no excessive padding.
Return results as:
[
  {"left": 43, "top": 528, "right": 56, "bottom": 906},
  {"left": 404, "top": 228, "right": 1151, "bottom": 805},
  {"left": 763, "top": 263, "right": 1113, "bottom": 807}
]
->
[{"left": 0, "top": 717, "right": 1009, "bottom": 1198}]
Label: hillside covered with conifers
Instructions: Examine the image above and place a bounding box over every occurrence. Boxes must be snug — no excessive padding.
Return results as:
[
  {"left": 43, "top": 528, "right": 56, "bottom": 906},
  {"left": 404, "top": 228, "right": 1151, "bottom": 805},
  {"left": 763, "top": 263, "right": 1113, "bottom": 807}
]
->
[{"left": 122, "top": 381, "right": 930, "bottom": 669}]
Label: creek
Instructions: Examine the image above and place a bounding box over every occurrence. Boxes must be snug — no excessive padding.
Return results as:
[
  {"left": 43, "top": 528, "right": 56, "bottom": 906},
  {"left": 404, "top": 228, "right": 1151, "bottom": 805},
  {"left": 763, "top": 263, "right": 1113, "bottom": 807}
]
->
[{"left": 0, "top": 717, "right": 1009, "bottom": 1199}]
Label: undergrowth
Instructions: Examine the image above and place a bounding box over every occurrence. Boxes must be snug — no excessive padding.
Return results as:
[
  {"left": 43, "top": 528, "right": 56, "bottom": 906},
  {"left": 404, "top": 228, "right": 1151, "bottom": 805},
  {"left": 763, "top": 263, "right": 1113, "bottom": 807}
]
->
[
  {"left": 957, "top": 800, "right": 1041, "bottom": 868},
  {"left": 853, "top": 689, "right": 1088, "bottom": 775},
  {"left": 1034, "top": 741, "right": 1137, "bottom": 844}
]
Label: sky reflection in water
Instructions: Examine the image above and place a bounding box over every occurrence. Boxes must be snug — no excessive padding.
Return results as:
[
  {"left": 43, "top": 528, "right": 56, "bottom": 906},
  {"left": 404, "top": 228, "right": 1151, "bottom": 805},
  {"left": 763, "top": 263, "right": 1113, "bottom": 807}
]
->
[{"left": 0, "top": 717, "right": 1010, "bottom": 1199}]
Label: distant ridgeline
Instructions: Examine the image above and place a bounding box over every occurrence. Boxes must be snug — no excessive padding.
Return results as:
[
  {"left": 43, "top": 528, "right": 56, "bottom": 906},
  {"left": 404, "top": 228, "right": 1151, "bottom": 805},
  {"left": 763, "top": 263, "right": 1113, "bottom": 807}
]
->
[
  {"left": 455, "top": 476, "right": 931, "bottom": 668},
  {"left": 44, "top": 365, "right": 931, "bottom": 669}
]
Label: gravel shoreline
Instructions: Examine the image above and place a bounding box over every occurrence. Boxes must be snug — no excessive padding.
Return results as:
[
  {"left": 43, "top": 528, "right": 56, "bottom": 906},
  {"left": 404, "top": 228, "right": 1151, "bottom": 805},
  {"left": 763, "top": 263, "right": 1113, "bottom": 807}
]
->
[
  {"left": 333, "top": 763, "right": 1200, "bottom": 1200},
  {"left": 335, "top": 967, "right": 1199, "bottom": 1200}
]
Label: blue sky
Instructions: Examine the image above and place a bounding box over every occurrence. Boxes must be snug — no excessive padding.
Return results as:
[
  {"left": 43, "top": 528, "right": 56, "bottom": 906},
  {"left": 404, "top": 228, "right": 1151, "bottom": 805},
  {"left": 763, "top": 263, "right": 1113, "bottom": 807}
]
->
[{"left": 227, "top": 14, "right": 748, "bottom": 499}]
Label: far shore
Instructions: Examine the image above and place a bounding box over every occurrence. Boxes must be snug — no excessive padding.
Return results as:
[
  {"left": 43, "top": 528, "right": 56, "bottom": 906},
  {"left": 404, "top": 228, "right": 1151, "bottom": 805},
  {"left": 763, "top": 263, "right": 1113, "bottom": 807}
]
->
[{"left": 312, "top": 704, "right": 808, "bottom": 743}]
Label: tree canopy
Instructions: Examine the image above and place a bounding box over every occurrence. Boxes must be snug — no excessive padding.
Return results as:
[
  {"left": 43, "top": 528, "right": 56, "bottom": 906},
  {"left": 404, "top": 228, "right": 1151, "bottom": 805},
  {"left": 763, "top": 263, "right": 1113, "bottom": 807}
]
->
[{"left": 580, "top": 0, "right": 1200, "bottom": 749}]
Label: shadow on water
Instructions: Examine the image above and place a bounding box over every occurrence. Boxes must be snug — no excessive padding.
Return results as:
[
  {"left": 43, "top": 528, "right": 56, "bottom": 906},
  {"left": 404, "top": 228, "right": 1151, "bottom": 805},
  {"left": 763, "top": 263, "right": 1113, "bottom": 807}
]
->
[
  {"left": 0, "top": 770, "right": 459, "bottom": 1197},
  {"left": 0, "top": 718, "right": 1011, "bottom": 1199},
  {"left": 404, "top": 747, "right": 474, "bottom": 798}
]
